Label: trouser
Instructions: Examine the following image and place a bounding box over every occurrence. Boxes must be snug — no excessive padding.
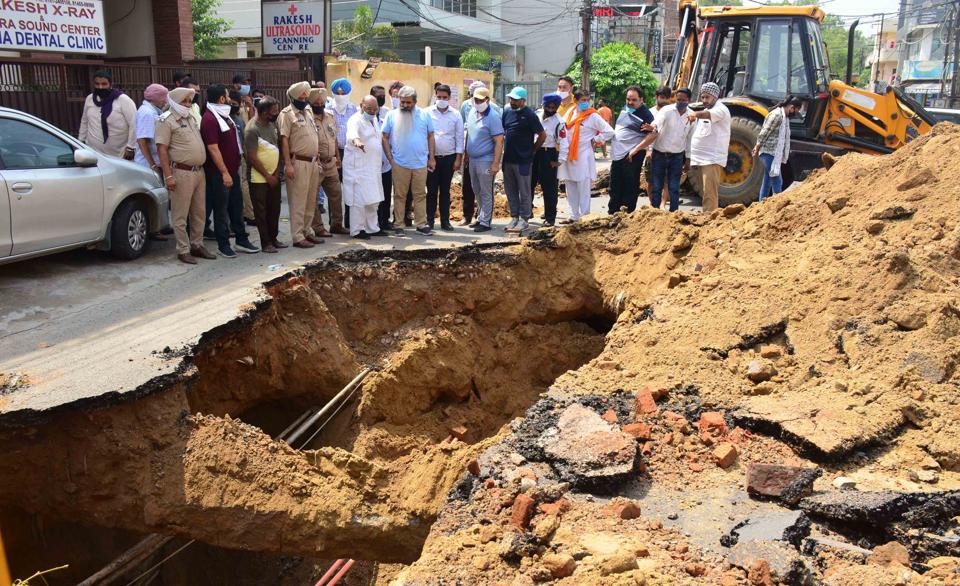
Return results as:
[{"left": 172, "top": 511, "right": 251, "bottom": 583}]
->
[
  {"left": 564, "top": 179, "right": 592, "bottom": 220},
  {"left": 427, "top": 154, "right": 456, "bottom": 227},
  {"left": 337, "top": 148, "right": 350, "bottom": 227},
  {"left": 392, "top": 165, "right": 428, "bottom": 228},
  {"left": 350, "top": 202, "right": 380, "bottom": 236},
  {"left": 241, "top": 159, "right": 254, "bottom": 220},
  {"left": 288, "top": 158, "right": 320, "bottom": 242},
  {"left": 696, "top": 163, "right": 722, "bottom": 212},
  {"left": 170, "top": 168, "right": 205, "bottom": 255},
  {"left": 205, "top": 169, "right": 247, "bottom": 249},
  {"left": 461, "top": 160, "right": 476, "bottom": 222},
  {"left": 650, "top": 150, "right": 685, "bottom": 212},
  {"left": 378, "top": 170, "right": 392, "bottom": 229},
  {"left": 532, "top": 147, "right": 559, "bottom": 223},
  {"left": 503, "top": 161, "right": 533, "bottom": 219},
  {"left": 758, "top": 153, "right": 783, "bottom": 202},
  {"left": 250, "top": 181, "right": 281, "bottom": 246},
  {"left": 469, "top": 161, "right": 495, "bottom": 227},
  {"left": 313, "top": 167, "right": 344, "bottom": 231},
  {"left": 608, "top": 153, "right": 645, "bottom": 214}
]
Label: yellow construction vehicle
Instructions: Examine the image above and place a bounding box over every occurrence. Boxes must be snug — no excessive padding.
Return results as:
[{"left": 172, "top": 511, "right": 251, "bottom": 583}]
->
[{"left": 667, "top": 0, "right": 936, "bottom": 205}]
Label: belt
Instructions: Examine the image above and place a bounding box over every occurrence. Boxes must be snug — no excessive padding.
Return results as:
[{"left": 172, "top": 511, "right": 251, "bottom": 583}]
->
[
  {"left": 436, "top": 153, "right": 457, "bottom": 158},
  {"left": 172, "top": 162, "right": 202, "bottom": 172},
  {"left": 653, "top": 149, "right": 685, "bottom": 157},
  {"left": 293, "top": 154, "right": 319, "bottom": 163},
  {"left": 542, "top": 146, "right": 558, "bottom": 151}
]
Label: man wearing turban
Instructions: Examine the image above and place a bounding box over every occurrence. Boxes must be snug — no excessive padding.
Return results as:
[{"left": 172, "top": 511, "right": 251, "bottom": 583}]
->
[
  {"left": 686, "top": 81, "right": 730, "bottom": 213},
  {"left": 279, "top": 81, "right": 324, "bottom": 248}
]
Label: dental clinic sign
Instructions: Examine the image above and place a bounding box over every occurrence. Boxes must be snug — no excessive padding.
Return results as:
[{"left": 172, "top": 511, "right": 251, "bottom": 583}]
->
[
  {"left": 262, "top": 1, "right": 327, "bottom": 55},
  {"left": 0, "top": 0, "right": 106, "bottom": 54}
]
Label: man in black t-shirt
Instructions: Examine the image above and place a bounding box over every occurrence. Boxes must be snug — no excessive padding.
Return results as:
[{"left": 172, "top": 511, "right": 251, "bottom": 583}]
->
[{"left": 501, "top": 87, "right": 546, "bottom": 233}]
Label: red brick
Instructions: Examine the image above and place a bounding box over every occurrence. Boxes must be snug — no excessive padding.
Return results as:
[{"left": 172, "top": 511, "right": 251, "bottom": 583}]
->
[
  {"left": 467, "top": 459, "right": 481, "bottom": 476},
  {"left": 152, "top": 0, "right": 195, "bottom": 63},
  {"left": 698, "top": 411, "right": 729, "bottom": 437},
  {"left": 511, "top": 494, "right": 536, "bottom": 529},
  {"left": 622, "top": 422, "right": 653, "bottom": 440},
  {"left": 539, "top": 498, "right": 571, "bottom": 516},
  {"left": 605, "top": 498, "right": 642, "bottom": 519},
  {"left": 745, "top": 463, "right": 819, "bottom": 504},
  {"left": 450, "top": 424, "right": 469, "bottom": 441},
  {"left": 601, "top": 409, "right": 618, "bottom": 423},
  {"left": 641, "top": 385, "right": 668, "bottom": 400},
  {"left": 635, "top": 389, "right": 659, "bottom": 416},
  {"left": 713, "top": 443, "right": 738, "bottom": 468}
]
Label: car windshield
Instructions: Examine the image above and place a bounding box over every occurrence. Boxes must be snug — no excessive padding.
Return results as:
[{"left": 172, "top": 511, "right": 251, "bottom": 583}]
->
[{"left": 0, "top": 118, "right": 75, "bottom": 169}]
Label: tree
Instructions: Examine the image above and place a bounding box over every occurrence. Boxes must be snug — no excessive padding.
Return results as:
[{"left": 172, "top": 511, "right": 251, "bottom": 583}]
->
[
  {"left": 192, "top": 0, "right": 232, "bottom": 60},
  {"left": 333, "top": 5, "right": 399, "bottom": 61},
  {"left": 459, "top": 47, "right": 503, "bottom": 80},
  {"left": 565, "top": 43, "right": 659, "bottom": 111}
]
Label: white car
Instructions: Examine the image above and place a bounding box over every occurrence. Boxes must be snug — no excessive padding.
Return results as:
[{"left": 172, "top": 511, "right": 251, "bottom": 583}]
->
[{"left": 0, "top": 106, "right": 170, "bottom": 264}]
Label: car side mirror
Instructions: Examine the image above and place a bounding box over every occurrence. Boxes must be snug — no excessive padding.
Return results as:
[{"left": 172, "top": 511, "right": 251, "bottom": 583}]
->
[{"left": 73, "top": 149, "right": 99, "bottom": 167}]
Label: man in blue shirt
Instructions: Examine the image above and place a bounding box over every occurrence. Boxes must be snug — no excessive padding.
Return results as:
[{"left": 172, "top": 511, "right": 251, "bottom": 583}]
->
[
  {"left": 382, "top": 86, "right": 436, "bottom": 236},
  {"left": 465, "top": 87, "right": 504, "bottom": 233},
  {"left": 459, "top": 80, "right": 502, "bottom": 226},
  {"left": 502, "top": 87, "right": 546, "bottom": 233}
]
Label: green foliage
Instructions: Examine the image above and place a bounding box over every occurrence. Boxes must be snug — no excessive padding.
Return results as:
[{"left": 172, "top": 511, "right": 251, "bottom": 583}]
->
[
  {"left": 192, "top": 0, "right": 232, "bottom": 60},
  {"left": 333, "top": 5, "right": 399, "bottom": 61},
  {"left": 459, "top": 47, "right": 503, "bottom": 80},
  {"left": 565, "top": 43, "right": 659, "bottom": 110}
]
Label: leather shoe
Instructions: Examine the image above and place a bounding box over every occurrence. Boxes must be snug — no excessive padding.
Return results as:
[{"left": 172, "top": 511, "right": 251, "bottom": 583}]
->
[
  {"left": 149, "top": 232, "right": 169, "bottom": 241},
  {"left": 177, "top": 253, "right": 197, "bottom": 264},
  {"left": 314, "top": 228, "right": 333, "bottom": 238},
  {"left": 293, "top": 240, "right": 315, "bottom": 248},
  {"left": 190, "top": 246, "right": 216, "bottom": 259},
  {"left": 330, "top": 225, "right": 350, "bottom": 235},
  {"left": 306, "top": 235, "right": 324, "bottom": 244},
  {"left": 273, "top": 240, "right": 289, "bottom": 248}
]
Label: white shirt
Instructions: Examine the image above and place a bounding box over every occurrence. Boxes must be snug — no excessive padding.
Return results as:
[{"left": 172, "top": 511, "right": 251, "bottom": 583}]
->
[
  {"left": 651, "top": 104, "right": 695, "bottom": 156},
  {"left": 558, "top": 112, "right": 614, "bottom": 183},
  {"left": 689, "top": 101, "right": 731, "bottom": 166},
  {"left": 427, "top": 104, "right": 464, "bottom": 156},
  {"left": 377, "top": 105, "right": 391, "bottom": 173},
  {"left": 134, "top": 101, "right": 162, "bottom": 168},
  {"left": 536, "top": 109, "right": 569, "bottom": 163},
  {"left": 342, "top": 112, "right": 385, "bottom": 207},
  {"left": 78, "top": 92, "right": 138, "bottom": 157}
]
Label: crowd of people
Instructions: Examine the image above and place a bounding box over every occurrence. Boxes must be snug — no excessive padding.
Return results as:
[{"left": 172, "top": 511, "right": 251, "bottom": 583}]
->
[{"left": 76, "top": 70, "right": 795, "bottom": 265}]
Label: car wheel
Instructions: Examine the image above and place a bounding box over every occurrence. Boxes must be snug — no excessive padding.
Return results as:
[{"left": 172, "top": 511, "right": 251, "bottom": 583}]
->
[{"left": 110, "top": 198, "right": 150, "bottom": 260}]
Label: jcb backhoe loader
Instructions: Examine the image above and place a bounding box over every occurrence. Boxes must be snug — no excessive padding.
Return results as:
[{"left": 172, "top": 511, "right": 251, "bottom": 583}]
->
[{"left": 668, "top": 0, "right": 936, "bottom": 205}]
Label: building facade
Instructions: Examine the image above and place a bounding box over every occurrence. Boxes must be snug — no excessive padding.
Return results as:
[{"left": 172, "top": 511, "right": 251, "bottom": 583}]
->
[{"left": 894, "top": 0, "right": 957, "bottom": 105}]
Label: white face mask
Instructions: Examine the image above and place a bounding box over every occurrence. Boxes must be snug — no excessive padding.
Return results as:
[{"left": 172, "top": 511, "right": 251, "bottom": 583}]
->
[
  {"left": 436, "top": 99, "right": 449, "bottom": 109},
  {"left": 334, "top": 94, "right": 350, "bottom": 108},
  {"left": 391, "top": 97, "right": 400, "bottom": 108},
  {"left": 474, "top": 101, "right": 489, "bottom": 113},
  {"left": 557, "top": 91, "right": 570, "bottom": 101}
]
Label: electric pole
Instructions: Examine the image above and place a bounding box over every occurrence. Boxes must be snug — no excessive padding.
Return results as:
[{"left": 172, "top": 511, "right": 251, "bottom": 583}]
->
[
  {"left": 949, "top": 0, "right": 960, "bottom": 107},
  {"left": 582, "top": 0, "right": 593, "bottom": 91}
]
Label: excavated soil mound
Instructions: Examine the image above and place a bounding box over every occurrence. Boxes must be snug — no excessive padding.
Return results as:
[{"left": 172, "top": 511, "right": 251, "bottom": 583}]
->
[{"left": 2, "top": 125, "right": 960, "bottom": 584}]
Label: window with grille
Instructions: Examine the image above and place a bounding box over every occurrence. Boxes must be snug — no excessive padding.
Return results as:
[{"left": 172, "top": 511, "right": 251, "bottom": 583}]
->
[{"left": 430, "top": 0, "right": 477, "bottom": 17}]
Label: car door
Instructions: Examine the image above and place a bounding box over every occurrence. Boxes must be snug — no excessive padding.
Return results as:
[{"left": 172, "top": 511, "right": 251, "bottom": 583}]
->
[
  {"left": 0, "top": 179, "right": 10, "bottom": 258},
  {"left": 0, "top": 117, "right": 104, "bottom": 255}
]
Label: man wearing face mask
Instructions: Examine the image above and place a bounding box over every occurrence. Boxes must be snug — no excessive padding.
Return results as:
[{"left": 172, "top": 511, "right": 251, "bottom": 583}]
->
[
  {"left": 134, "top": 83, "right": 171, "bottom": 241},
  {"left": 426, "top": 84, "right": 463, "bottom": 231},
  {"left": 607, "top": 86, "right": 654, "bottom": 214},
  {"left": 330, "top": 78, "right": 358, "bottom": 226},
  {"left": 558, "top": 90, "right": 614, "bottom": 223},
  {"left": 645, "top": 86, "right": 674, "bottom": 209},
  {"left": 389, "top": 81, "right": 404, "bottom": 109},
  {"left": 459, "top": 80, "right": 501, "bottom": 227},
  {"left": 464, "top": 86, "right": 504, "bottom": 233},
  {"left": 532, "top": 93, "right": 569, "bottom": 227},
  {"left": 630, "top": 87, "right": 694, "bottom": 212},
  {"left": 279, "top": 81, "right": 323, "bottom": 248},
  {"left": 555, "top": 76, "right": 577, "bottom": 121},
  {"left": 370, "top": 85, "right": 394, "bottom": 231},
  {"left": 227, "top": 89, "right": 257, "bottom": 230},
  {"left": 201, "top": 84, "right": 260, "bottom": 258},
  {"left": 501, "top": 87, "right": 545, "bottom": 233},
  {"left": 79, "top": 70, "right": 138, "bottom": 160},
  {"left": 343, "top": 96, "right": 388, "bottom": 239},
  {"left": 686, "top": 82, "right": 731, "bottom": 213},
  {"left": 180, "top": 77, "right": 203, "bottom": 126},
  {"left": 382, "top": 85, "right": 436, "bottom": 236},
  {"left": 245, "top": 96, "right": 283, "bottom": 253},
  {"left": 310, "top": 87, "right": 348, "bottom": 236}
]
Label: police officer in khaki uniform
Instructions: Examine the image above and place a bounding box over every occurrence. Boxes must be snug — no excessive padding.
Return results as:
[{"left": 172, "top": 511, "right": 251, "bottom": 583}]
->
[
  {"left": 278, "top": 81, "right": 323, "bottom": 248},
  {"left": 156, "top": 87, "right": 216, "bottom": 264},
  {"left": 309, "top": 87, "right": 348, "bottom": 236}
]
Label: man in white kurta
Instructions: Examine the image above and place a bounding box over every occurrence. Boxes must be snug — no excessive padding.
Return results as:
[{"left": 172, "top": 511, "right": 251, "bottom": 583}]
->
[
  {"left": 342, "top": 96, "right": 386, "bottom": 239},
  {"left": 78, "top": 71, "right": 138, "bottom": 159},
  {"left": 558, "top": 92, "right": 614, "bottom": 223}
]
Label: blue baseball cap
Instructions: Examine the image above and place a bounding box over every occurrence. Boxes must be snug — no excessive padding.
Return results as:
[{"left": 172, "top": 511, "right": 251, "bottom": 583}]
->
[{"left": 507, "top": 86, "right": 528, "bottom": 100}]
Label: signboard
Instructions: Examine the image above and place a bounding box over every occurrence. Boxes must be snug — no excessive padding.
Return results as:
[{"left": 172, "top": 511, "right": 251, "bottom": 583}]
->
[
  {"left": 901, "top": 60, "right": 954, "bottom": 81},
  {"left": 0, "top": 0, "right": 106, "bottom": 54},
  {"left": 262, "top": 1, "right": 327, "bottom": 55}
]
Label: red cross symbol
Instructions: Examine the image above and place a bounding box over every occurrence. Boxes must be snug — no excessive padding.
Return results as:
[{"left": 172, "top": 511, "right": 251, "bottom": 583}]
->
[{"left": 288, "top": 2, "right": 297, "bottom": 15}]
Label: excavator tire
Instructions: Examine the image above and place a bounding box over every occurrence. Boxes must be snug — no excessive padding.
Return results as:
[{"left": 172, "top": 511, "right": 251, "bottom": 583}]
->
[{"left": 687, "top": 115, "right": 765, "bottom": 207}]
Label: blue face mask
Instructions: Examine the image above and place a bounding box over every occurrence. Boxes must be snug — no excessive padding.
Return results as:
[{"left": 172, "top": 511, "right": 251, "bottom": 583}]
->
[
  {"left": 362, "top": 111, "right": 375, "bottom": 121},
  {"left": 240, "top": 84, "right": 251, "bottom": 96},
  {"left": 676, "top": 102, "right": 689, "bottom": 113},
  {"left": 577, "top": 101, "right": 590, "bottom": 112},
  {"left": 625, "top": 106, "right": 636, "bottom": 114}
]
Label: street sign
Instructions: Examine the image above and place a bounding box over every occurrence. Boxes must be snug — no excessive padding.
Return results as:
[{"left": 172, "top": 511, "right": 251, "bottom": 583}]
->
[
  {"left": 0, "top": 0, "right": 106, "bottom": 54},
  {"left": 262, "top": 1, "right": 327, "bottom": 55}
]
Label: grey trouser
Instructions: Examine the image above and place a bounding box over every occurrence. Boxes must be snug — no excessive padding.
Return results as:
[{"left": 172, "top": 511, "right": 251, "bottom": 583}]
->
[
  {"left": 469, "top": 160, "right": 495, "bottom": 227},
  {"left": 502, "top": 162, "right": 532, "bottom": 219}
]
